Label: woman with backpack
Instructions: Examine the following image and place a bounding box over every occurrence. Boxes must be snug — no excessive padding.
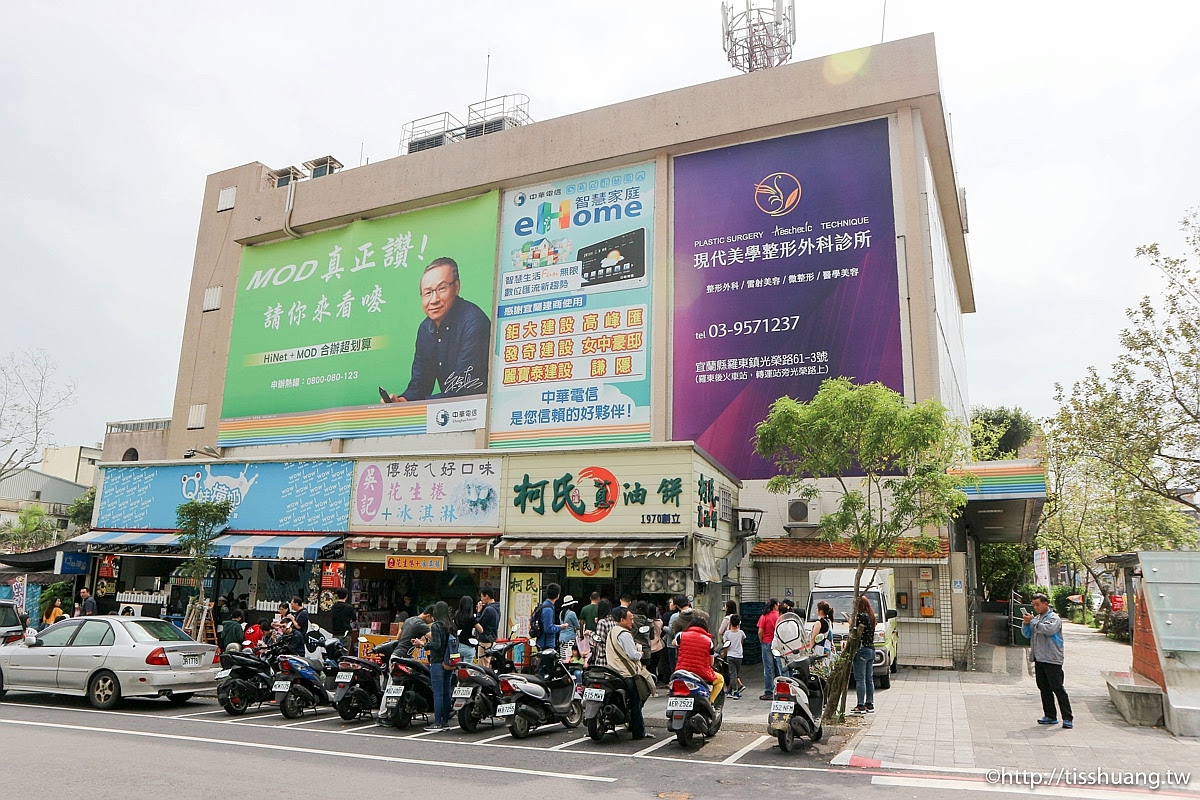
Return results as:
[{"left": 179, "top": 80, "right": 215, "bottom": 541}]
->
[
  {"left": 455, "top": 595, "right": 481, "bottom": 664},
  {"left": 426, "top": 601, "right": 456, "bottom": 731}
]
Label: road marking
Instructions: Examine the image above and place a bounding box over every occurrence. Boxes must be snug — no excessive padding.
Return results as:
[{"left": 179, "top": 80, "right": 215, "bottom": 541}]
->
[
  {"left": 474, "top": 732, "right": 512, "bottom": 744},
  {"left": 548, "top": 736, "right": 590, "bottom": 751},
  {"left": 279, "top": 715, "right": 337, "bottom": 728},
  {"left": 722, "top": 734, "right": 772, "bottom": 764},
  {"left": 632, "top": 736, "right": 675, "bottom": 757},
  {"left": 170, "top": 708, "right": 235, "bottom": 718},
  {"left": 0, "top": 718, "right": 616, "bottom": 783},
  {"left": 402, "top": 728, "right": 450, "bottom": 739},
  {"left": 342, "top": 723, "right": 379, "bottom": 733}
]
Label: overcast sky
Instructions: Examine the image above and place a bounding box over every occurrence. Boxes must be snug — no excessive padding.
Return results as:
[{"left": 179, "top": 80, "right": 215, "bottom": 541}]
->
[{"left": 2, "top": 1, "right": 1197, "bottom": 452}]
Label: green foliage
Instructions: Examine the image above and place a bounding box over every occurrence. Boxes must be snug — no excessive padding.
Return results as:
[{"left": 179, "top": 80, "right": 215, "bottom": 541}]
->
[
  {"left": 66, "top": 487, "right": 95, "bottom": 531},
  {"left": 979, "top": 543, "right": 1031, "bottom": 599},
  {"left": 175, "top": 499, "right": 233, "bottom": 605},
  {"left": 1054, "top": 210, "right": 1200, "bottom": 514},
  {"left": 0, "top": 505, "right": 57, "bottom": 551},
  {"left": 755, "top": 378, "right": 971, "bottom": 721},
  {"left": 970, "top": 405, "right": 1036, "bottom": 461},
  {"left": 1016, "top": 584, "right": 1049, "bottom": 602},
  {"left": 1050, "top": 585, "right": 1086, "bottom": 616}
]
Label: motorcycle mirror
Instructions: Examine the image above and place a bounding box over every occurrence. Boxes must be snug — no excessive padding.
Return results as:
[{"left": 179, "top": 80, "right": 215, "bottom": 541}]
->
[{"left": 720, "top": 640, "right": 732, "bottom": 651}]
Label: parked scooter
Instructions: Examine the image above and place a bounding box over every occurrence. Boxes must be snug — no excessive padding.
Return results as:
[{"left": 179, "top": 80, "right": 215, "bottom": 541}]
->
[
  {"left": 274, "top": 632, "right": 341, "bottom": 719},
  {"left": 768, "top": 611, "right": 825, "bottom": 751},
  {"left": 498, "top": 648, "right": 582, "bottom": 738},
  {"left": 666, "top": 640, "right": 732, "bottom": 748},
  {"left": 333, "top": 641, "right": 392, "bottom": 721},
  {"left": 216, "top": 638, "right": 289, "bottom": 715},
  {"left": 580, "top": 623, "right": 651, "bottom": 741},
  {"left": 451, "top": 638, "right": 521, "bottom": 732},
  {"left": 378, "top": 643, "right": 434, "bottom": 729}
]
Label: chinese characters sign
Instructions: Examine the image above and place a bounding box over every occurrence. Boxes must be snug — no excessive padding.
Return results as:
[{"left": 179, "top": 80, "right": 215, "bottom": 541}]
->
[
  {"left": 385, "top": 555, "right": 446, "bottom": 571},
  {"left": 97, "top": 461, "right": 354, "bottom": 531},
  {"left": 351, "top": 459, "right": 501, "bottom": 529},
  {"left": 490, "top": 164, "right": 655, "bottom": 450},
  {"left": 221, "top": 192, "right": 499, "bottom": 445},
  {"left": 672, "top": 120, "right": 902, "bottom": 479},
  {"left": 566, "top": 557, "right": 613, "bottom": 578}
]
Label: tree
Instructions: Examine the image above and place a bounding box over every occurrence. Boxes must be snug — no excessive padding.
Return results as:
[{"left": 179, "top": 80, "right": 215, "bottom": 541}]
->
[
  {"left": 66, "top": 487, "right": 95, "bottom": 532},
  {"left": 979, "top": 543, "right": 1032, "bottom": 601},
  {"left": 175, "top": 499, "right": 232, "bottom": 610},
  {"left": 755, "top": 378, "right": 972, "bottom": 721},
  {"left": 1039, "top": 418, "right": 1196, "bottom": 611},
  {"left": 1055, "top": 210, "right": 1200, "bottom": 513},
  {"left": 971, "top": 405, "right": 1036, "bottom": 461},
  {"left": 0, "top": 348, "right": 76, "bottom": 484},
  {"left": 0, "top": 505, "right": 58, "bottom": 552}
]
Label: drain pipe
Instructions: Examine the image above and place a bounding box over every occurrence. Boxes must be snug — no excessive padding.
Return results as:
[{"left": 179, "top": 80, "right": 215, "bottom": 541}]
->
[{"left": 282, "top": 179, "right": 301, "bottom": 239}]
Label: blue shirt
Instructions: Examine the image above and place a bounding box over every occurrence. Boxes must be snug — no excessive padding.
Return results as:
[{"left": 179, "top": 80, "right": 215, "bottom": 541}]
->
[
  {"left": 400, "top": 296, "right": 490, "bottom": 401},
  {"left": 535, "top": 601, "right": 558, "bottom": 651}
]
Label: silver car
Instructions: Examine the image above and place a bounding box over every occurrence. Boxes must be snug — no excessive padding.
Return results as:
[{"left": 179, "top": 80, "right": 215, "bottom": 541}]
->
[{"left": 0, "top": 616, "right": 218, "bottom": 709}]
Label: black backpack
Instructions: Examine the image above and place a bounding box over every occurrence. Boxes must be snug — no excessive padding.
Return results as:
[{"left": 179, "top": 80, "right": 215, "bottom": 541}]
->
[{"left": 529, "top": 601, "right": 547, "bottom": 640}]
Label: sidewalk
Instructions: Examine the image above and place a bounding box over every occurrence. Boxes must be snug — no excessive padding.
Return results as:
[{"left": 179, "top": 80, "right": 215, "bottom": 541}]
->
[{"left": 841, "top": 619, "right": 1200, "bottom": 773}]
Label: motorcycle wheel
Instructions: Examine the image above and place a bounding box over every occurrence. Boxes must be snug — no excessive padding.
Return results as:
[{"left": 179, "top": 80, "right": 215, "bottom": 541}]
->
[
  {"left": 336, "top": 696, "right": 362, "bottom": 721},
  {"left": 707, "top": 712, "right": 723, "bottom": 737},
  {"left": 586, "top": 715, "right": 605, "bottom": 742},
  {"left": 675, "top": 726, "right": 696, "bottom": 748},
  {"left": 280, "top": 690, "right": 304, "bottom": 719},
  {"left": 219, "top": 688, "right": 250, "bottom": 716},
  {"left": 457, "top": 702, "right": 480, "bottom": 733},
  {"left": 508, "top": 714, "right": 532, "bottom": 739},
  {"left": 778, "top": 726, "right": 795, "bottom": 752},
  {"left": 562, "top": 699, "right": 583, "bottom": 729},
  {"left": 394, "top": 709, "right": 413, "bottom": 729},
  {"left": 811, "top": 721, "right": 823, "bottom": 742}
]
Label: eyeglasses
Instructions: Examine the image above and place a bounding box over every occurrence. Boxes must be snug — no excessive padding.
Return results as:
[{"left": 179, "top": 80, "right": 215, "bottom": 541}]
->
[{"left": 420, "top": 281, "right": 456, "bottom": 300}]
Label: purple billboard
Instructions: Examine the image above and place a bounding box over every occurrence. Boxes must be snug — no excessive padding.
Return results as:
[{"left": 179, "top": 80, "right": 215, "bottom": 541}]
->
[{"left": 672, "top": 119, "right": 903, "bottom": 479}]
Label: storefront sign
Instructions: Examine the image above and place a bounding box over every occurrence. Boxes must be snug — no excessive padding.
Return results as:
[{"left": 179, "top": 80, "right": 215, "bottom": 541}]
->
[
  {"left": 98, "top": 555, "right": 120, "bottom": 579},
  {"left": 508, "top": 572, "right": 541, "bottom": 639},
  {"left": 672, "top": 119, "right": 903, "bottom": 479},
  {"left": 385, "top": 555, "right": 446, "bottom": 572},
  {"left": 55, "top": 551, "right": 91, "bottom": 575},
  {"left": 351, "top": 458, "right": 501, "bottom": 529},
  {"left": 1110, "top": 595, "right": 1126, "bottom": 613},
  {"left": 320, "top": 561, "right": 346, "bottom": 589},
  {"left": 490, "top": 164, "right": 656, "bottom": 450},
  {"left": 10, "top": 575, "right": 25, "bottom": 614},
  {"left": 1033, "top": 549, "right": 1051, "bottom": 587},
  {"left": 219, "top": 193, "right": 499, "bottom": 447},
  {"left": 696, "top": 474, "right": 718, "bottom": 531},
  {"left": 566, "top": 556, "right": 613, "bottom": 578},
  {"left": 97, "top": 460, "right": 353, "bottom": 531},
  {"left": 512, "top": 466, "right": 684, "bottom": 522}
]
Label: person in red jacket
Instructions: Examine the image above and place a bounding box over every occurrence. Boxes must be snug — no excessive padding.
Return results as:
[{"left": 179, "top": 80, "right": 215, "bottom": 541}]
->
[{"left": 675, "top": 618, "right": 724, "bottom": 703}]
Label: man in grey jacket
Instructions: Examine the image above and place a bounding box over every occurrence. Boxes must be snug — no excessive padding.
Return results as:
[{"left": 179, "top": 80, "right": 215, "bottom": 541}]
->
[{"left": 1022, "top": 593, "right": 1073, "bottom": 728}]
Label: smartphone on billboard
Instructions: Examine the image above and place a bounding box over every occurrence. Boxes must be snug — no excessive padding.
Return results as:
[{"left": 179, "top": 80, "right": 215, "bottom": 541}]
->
[{"left": 379, "top": 386, "right": 394, "bottom": 403}]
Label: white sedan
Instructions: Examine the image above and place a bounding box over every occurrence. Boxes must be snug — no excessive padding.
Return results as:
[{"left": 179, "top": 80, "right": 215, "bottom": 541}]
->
[{"left": 0, "top": 616, "right": 219, "bottom": 709}]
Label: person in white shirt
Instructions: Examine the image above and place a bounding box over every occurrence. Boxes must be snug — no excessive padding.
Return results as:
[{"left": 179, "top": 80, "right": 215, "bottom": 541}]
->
[{"left": 722, "top": 614, "right": 747, "bottom": 699}]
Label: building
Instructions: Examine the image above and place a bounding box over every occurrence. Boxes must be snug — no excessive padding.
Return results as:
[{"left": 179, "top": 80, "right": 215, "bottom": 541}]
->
[
  {"left": 0, "top": 468, "right": 90, "bottom": 542},
  {"left": 41, "top": 444, "right": 103, "bottom": 486},
  {"left": 89, "top": 34, "right": 1022, "bottom": 662},
  {"left": 100, "top": 418, "right": 171, "bottom": 464}
]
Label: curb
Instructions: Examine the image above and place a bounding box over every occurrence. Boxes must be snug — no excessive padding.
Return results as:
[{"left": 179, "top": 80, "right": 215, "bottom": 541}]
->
[{"left": 831, "top": 750, "right": 986, "bottom": 774}]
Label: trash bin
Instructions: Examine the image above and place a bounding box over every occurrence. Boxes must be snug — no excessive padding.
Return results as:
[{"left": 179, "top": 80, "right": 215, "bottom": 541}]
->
[
  {"left": 740, "top": 602, "right": 765, "bottom": 666},
  {"left": 1011, "top": 603, "right": 1033, "bottom": 646}
]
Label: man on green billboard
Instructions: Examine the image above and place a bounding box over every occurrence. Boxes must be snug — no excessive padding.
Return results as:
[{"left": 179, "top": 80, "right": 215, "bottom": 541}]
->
[{"left": 382, "top": 257, "right": 491, "bottom": 402}]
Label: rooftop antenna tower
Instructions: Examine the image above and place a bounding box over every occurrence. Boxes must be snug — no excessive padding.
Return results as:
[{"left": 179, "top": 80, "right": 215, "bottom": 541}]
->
[{"left": 721, "top": 0, "right": 797, "bottom": 73}]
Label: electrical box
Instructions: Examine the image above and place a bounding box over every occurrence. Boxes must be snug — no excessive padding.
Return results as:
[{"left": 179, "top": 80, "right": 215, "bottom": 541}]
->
[{"left": 919, "top": 590, "right": 935, "bottom": 617}]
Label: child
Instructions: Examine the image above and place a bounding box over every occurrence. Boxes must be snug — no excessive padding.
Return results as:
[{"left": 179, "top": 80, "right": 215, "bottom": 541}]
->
[
  {"left": 566, "top": 643, "right": 586, "bottom": 686},
  {"left": 723, "top": 614, "right": 746, "bottom": 699}
]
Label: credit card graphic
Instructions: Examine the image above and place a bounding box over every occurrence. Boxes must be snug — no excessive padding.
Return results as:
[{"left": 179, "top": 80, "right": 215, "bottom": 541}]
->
[{"left": 578, "top": 228, "right": 647, "bottom": 292}]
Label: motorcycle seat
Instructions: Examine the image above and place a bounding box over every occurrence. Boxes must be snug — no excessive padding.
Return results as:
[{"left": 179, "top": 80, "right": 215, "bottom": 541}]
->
[
  {"left": 583, "top": 665, "right": 626, "bottom": 682},
  {"left": 395, "top": 657, "right": 430, "bottom": 675}
]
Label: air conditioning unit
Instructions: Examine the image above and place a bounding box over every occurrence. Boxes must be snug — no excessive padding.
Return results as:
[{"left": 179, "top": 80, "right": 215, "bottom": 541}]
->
[
  {"left": 407, "top": 133, "right": 451, "bottom": 154},
  {"left": 739, "top": 517, "right": 757, "bottom": 533},
  {"left": 786, "top": 497, "right": 820, "bottom": 528},
  {"left": 464, "top": 117, "right": 513, "bottom": 139}
]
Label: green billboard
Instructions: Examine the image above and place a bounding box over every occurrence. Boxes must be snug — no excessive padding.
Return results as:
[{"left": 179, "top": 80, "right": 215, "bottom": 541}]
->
[{"left": 220, "top": 192, "right": 498, "bottom": 446}]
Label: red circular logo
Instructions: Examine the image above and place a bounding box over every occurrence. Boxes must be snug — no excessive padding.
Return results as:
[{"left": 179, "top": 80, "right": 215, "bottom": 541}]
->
[{"left": 567, "top": 466, "right": 619, "bottom": 523}]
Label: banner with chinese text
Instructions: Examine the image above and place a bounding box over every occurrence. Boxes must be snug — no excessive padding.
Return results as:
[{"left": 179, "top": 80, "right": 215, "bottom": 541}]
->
[
  {"left": 350, "top": 458, "right": 502, "bottom": 529},
  {"left": 672, "top": 120, "right": 902, "bottom": 479},
  {"left": 489, "top": 164, "right": 655, "bottom": 449},
  {"left": 220, "top": 193, "right": 499, "bottom": 446}
]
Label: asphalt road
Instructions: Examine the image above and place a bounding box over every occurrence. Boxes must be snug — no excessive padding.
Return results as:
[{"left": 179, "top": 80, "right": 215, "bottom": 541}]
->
[{"left": 0, "top": 692, "right": 1185, "bottom": 799}]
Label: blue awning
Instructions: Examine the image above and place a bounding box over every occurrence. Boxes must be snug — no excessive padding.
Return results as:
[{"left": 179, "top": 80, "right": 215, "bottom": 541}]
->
[
  {"left": 210, "top": 534, "right": 342, "bottom": 561},
  {"left": 71, "top": 530, "right": 183, "bottom": 547}
]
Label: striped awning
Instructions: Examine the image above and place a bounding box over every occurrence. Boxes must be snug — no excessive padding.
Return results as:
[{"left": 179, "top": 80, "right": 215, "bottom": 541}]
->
[
  {"left": 345, "top": 534, "right": 496, "bottom": 555},
  {"left": 210, "top": 534, "right": 341, "bottom": 561},
  {"left": 495, "top": 536, "right": 685, "bottom": 560},
  {"left": 72, "top": 530, "right": 183, "bottom": 547}
]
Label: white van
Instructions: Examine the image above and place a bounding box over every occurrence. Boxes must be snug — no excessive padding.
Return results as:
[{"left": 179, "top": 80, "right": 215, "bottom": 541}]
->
[{"left": 805, "top": 568, "right": 898, "bottom": 688}]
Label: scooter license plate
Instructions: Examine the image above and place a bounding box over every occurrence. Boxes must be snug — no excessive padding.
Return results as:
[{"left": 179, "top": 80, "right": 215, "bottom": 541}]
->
[
  {"left": 384, "top": 685, "right": 404, "bottom": 697},
  {"left": 771, "top": 700, "right": 796, "bottom": 714},
  {"left": 583, "top": 688, "right": 605, "bottom": 702},
  {"left": 496, "top": 703, "right": 516, "bottom": 716},
  {"left": 215, "top": 669, "right": 231, "bottom": 680},
  {"left": 272, "top": 680, "right": 291, "bottom": 693},
  {"left": 335, "top": 671, "right": 354, "bottom": 683},
  {"left": 666, "top": 697, "right": 694, "bottom": 711},
  {"left": 452, "top": 686, "right": 473, "bottom": 699}
]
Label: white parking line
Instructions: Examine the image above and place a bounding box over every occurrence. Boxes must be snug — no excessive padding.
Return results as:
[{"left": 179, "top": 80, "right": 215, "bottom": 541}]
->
[
  {"left": 170, "top": 708, "right": 234, "bottom": 718},
  {"left": 279, "top": 715, "right": 337, "bottom": 728},
  {"left": 632, "top": 736, "right": 675, "bottom": 757},
  {"left": 475, "top": 732, "right": 512, "bottom": 744},
  {"left": 0, "top": 717, "right": 616, "bottom": 783},
  {"left": 342, "top": 723, "right": 379, "bottom": 733},
  {"left": 722, "top": 734, "right": 772, "bottom": 764},
  {"left": 548, "top": 736, "right": 590, "bottom": 751}
]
